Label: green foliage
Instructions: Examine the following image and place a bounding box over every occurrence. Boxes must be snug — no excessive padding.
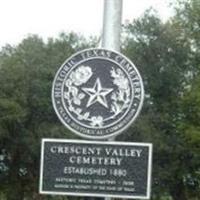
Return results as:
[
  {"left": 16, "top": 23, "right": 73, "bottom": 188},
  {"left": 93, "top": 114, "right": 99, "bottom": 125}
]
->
[
  {"left": 173, "top": 0, "right": 200, "bottom": 77},
  {"left": 177, "top": 76, "right": 200, "bottom": 198},
  {"left": 0, "top": 33, "right": 94, "bottom": 199},
  {"left": 119, "top": 5, "right": 200, "bottom": 200}
]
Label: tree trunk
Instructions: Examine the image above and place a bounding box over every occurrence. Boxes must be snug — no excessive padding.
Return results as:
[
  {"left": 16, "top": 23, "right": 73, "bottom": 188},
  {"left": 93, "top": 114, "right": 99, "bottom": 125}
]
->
[
  {"left": 32, "top": 192, "right": 43, "bottom": 200},
  {"left": 170, "top": 181, "right": 188, "bottom": 200},
  {"left": 6, "top": 184, "right": 24, "bottom": 200}
]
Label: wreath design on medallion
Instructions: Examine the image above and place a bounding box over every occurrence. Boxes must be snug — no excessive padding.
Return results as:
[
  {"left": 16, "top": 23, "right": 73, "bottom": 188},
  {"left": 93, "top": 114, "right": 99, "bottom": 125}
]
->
[{"left": 64, "top": 65, "right": 131, "bottom": 128}]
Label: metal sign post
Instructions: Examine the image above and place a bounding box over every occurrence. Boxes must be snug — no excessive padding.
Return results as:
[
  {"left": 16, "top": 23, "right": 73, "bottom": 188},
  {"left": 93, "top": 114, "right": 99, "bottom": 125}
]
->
[
  {"left": 102, "top": 0, "right": 123, "bottom": 52},
  {"left": 102, "top": 1, "right": 123, "bottom": 199}
]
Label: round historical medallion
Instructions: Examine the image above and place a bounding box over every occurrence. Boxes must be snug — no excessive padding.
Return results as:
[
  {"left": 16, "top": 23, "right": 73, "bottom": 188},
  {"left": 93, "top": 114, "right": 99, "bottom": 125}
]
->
[{"left": 52, "top": 48, "right": 144, "bottom": 139}]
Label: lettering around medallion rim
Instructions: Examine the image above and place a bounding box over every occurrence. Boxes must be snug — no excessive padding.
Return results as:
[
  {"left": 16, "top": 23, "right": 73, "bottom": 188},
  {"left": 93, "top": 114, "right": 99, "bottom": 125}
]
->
[{"left": 52, "top": 48, "right": 144, "bottom": 139}]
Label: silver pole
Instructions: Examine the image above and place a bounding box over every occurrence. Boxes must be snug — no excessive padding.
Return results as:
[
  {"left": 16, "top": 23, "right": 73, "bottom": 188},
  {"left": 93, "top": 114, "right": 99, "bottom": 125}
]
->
[
  {"left": 101, "top": 1, "right": 123, "bottom": 200},
  {"left": 101, "top": 0, "right": 123, "bottom": 52}
]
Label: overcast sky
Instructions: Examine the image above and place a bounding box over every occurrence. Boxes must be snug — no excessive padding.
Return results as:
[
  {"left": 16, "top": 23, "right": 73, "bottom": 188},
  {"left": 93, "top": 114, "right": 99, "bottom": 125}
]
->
[{"left": 0, "top": 0, "right": 173, "bottom": 48}]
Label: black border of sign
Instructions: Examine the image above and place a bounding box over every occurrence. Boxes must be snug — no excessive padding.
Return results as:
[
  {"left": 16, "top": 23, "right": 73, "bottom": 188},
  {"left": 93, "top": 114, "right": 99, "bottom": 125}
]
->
[{"left": 39, "top": 139, "right": 153, "bottom": 199}]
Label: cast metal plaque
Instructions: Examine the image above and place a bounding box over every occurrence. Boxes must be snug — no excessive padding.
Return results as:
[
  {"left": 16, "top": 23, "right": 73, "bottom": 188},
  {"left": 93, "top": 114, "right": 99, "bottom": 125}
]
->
[
  {"left": 40, "top": 139, "right": 152, "bottom": 199},
  {"left": 52, "top": 48, "right": 144, "bottom": 139}
]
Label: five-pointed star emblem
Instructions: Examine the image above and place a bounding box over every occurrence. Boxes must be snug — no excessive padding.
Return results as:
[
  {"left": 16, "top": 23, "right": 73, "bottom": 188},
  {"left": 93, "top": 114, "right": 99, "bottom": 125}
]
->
[{"left": 82, "top": 78, "right": 113, "bottom": 108}]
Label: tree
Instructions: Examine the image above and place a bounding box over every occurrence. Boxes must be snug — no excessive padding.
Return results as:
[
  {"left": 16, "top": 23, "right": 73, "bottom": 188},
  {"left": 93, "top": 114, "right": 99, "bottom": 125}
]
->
[
  {"left": 173, "top": 0, "right": 200, "bottom": 77},
  {"left": 172, "top": 0, "right": 200, "bottom": 198},
  {"left": 119, "top": 7, "right": 199, "bottom": 200},
  {"left": 0, "top": 33, "right": 94, "bottom": 200},
  {"left": 177, "top": 76, "right": 200, "bottom": 199}
]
